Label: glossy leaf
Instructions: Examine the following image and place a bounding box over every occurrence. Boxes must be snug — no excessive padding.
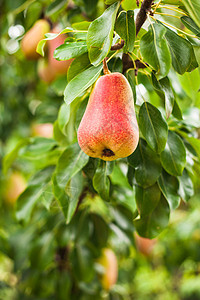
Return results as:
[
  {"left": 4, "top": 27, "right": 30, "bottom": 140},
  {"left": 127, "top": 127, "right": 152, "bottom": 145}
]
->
[
  {"left": 64, "top": 64, "right": 103, "bottom": 105},
  {"left": 87, "top": 2, "right": 119, "bottom": 66},
  {"left": 54, "top": 143, "right": 89, "bottom": 190},
  {"left": 182, "top": 0, "right": 200, "bottom": 28},
  {"left": 140, "top": 23, "right": 171, "bottom": 78},
  {"left": 161, "top": 131, "right": 186, "bottom": 176},
  {"left": 163, "top": 24, "right": 193, "bottom": 74},
  {"left": 115, "top": 10, "right": 135, "bottom": 53},
  {"left": 58, "top": 103, "right": 70, "bottom": 135},
  {"left": 178, "top": 169, "right": 194, "bottom": 201},
  {"left": 67, "top": 52, "right": 91, "bottom": 82},
  {"left": 158, "top": 170, "right": 180, "bottom": 209},
  {"left": 54, "top": 41, "right": 88, "bottom": 61},
  {"left": 172, "top": 100, "right": 183, "bottom": 120},
  {"left": 151, "top": 73, "right": 175, "bottom": 118},
  {"left": 181, "top": 16, "right": 200, "bottom": 37},
  {"left": 139, "top": 102, "right": 168, "bottom": 153},
  {"left": 134, "top": 194, "right": 170, "bottom": 238},
  {"left": 36, "top": 28, "right": 73, "bottom": 56},
  {"left": 135, "top": 183, "right": 161, "bottom": 217},
  {"left": 93, "top": 160, "right": 114, "bottom": 201},
  {"left": 128, "top": 139, "right": 162, "bottom": 188}
]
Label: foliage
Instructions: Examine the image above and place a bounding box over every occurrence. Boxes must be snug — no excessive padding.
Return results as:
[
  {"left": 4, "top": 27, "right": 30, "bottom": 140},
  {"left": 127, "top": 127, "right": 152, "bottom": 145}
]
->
[{"left": 0, "top": 0, "right": 200, "bottom": 298}]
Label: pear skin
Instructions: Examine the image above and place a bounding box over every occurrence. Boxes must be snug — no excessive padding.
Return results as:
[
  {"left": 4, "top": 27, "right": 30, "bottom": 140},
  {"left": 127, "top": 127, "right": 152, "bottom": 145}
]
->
[
  {"left": 98, "top": 248, "right": 118, "bottom": 290},
  {"left": 77, "top": 72, "right": 139, "bottom": 161},
  {"left": 21, "top": 19, "right": 50, "bottom": 60}
]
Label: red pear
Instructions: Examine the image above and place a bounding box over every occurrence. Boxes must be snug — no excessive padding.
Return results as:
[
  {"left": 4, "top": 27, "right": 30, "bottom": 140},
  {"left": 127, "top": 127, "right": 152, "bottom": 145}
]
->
[
  {"left": 21, "top": 19, "right": 50, "bottom": 60},
  {"left": 78, "top": 72, "right": 139, "bottom": 161}
]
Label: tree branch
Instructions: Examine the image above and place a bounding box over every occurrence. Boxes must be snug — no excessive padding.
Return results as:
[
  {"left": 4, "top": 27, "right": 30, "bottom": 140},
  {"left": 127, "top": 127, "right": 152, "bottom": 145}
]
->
[
  {"left": 136, "top": 0, "right": 154, "bottom": 36},
  {"left": 111, "top": 39, "right": 125, "bottom": 51}
]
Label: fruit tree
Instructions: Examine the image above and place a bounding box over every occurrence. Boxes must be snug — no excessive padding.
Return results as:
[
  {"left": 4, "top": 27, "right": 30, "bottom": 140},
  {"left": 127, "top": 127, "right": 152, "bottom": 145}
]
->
[{"left": 1, "top": 0, "right": 200, "bottom": 299}]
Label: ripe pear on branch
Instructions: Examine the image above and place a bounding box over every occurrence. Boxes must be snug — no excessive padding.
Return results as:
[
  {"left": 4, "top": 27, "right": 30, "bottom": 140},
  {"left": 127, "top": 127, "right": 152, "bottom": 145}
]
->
[
  {"left": 21, "top": 19, "right": 50, "bottom": 60},
  {"left": 78, "top": 61, "right": 139, "bottom": 161}
]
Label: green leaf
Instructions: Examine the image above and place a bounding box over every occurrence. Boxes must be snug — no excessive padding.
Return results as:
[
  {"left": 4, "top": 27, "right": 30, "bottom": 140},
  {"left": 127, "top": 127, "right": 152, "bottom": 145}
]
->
[
  {"left": 163, "top": 24, "right": 193, "bottom": 74},
  {"left": 64, "top": 64, "right": 102, "bottom": 105},
  {"left": 128, "top": 139, "right": 162, "bottom": 188},
  {"left": 65, "top": 172, "right": 84, "bottom": 223},
  {"left": 158, "top": 170, "right": 180, "bottom": 209},
  {"left": 121, "top": 0, "right": 138, "bottom": 10},
  {"left": 151, "top": 73, "right": 175, "bottom": 119},
  {"left": 58, "top": 103, "right": 70, "bottom": 135},
  {"left": 181, "top": 16, "right": 200, "bottom": 37},
  {"left": 178, "top": 169, "right": 194, "bottom": 202},
  {"left": 3, "top": 139, "right": 29, "bottom": 174},
  {"left": 46, "top": 0, "right": 67, "bottom": 17},
  {"left": 91, "top": 214, "right": 109, "bottom": 248},
  {"left": 115, "top": 10, "right": 135, "bottom": 53},
  {"left": 140, "top": 23, "right": 171, "bottom": 78},
  {"left": 186, "top": 47, "right": 199, "bottom": 72},
  {"left": 67, "top": 52, "right": 91, "bottom": 82},
  {"left": 110, "top": 164, "right": 131, "bottom": 189},
  {"left": 54, "top": 143, "right": 89, "bottom": 190},
  {"left": 54, "top": 41, "right": 88, "bottom": 61},
  {"left": 126, "top": 69, "right": 136, "bottom": 103},
  {"left": 21, "top": 137, "right": 57, "bottom": 158},
  {"left": 139, "top": 102, "right": 168, "bottom": 153},
  {"left": 36, "top": 28, "right": 73, "bottom": 56},
  {"left": 178, "top": 131, "right": 200, "bottom": 159},
  {"left": 71, "top": 245, "right": 94, "bottom": 282},
  {"left": 182, "top": 0, "right": 200, "bottom": 28},
  {"left": 93, "top": 160, "right": 114, "bottom": 201},
  {"left": 135, "top": 183, "right": 161, "bottom": 217},
  {"left": 87, "top": 2, "right": 120, "bottom": 66},
  {"left": 105, "top": 0, "right": 120, "bottom": 4},
  {"left": 172, "top": 100, "right": 183, "bottom": 120},
  {"left": 53, "top": 143, "right": 89, "bottom": 220},
  {"left": 161, "top": 131, "right": 186, "bottom": 176},
  {"left": 16, "top": 166, "right": 55, "bottom": 223},
  {"left": 134, "top": 194, "right": 170, "bottom": 238}
]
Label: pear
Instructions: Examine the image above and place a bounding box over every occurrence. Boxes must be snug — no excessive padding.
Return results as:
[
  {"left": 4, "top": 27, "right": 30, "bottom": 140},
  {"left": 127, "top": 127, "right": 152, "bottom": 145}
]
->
[
  {"left": 98, "top": 248, "right": 118, "bottom": 290},
  {"left": 4, "top": 172, "right": 26, "bottom": 205},
  {"left": 134, "top": 232, "right": 157, "bottom": 257},
  {"left": 21, "top": 19, "right": 50, "bottom": 60},
  {"left": 31, "top": 122, "right": 53, "bottom": 138},
  {"left": 37, "top": 58, "right": 56, "bottom": 83},
  {"left": 78, "top": 72, "right": 139, "bottom": 161}
]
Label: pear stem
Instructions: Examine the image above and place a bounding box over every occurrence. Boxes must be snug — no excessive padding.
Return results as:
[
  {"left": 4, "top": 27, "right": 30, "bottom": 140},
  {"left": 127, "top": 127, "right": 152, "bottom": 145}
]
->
[{"left": 103, "top": 59, "right": 110, "bottom": 75}]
